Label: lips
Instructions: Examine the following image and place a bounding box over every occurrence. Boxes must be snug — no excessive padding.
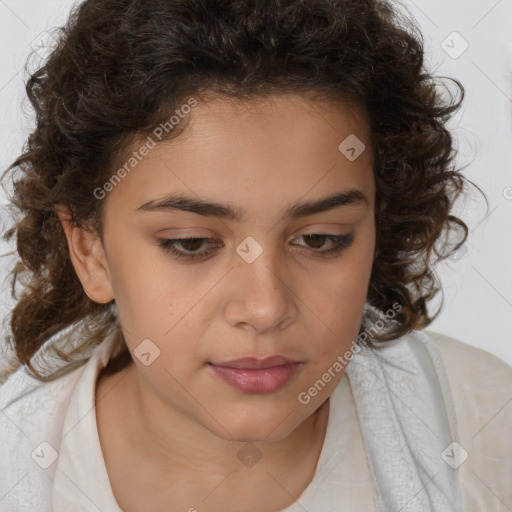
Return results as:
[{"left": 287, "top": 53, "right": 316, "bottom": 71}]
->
[{"left": 208, "top": 355, "right": 302, "bottom": 394}]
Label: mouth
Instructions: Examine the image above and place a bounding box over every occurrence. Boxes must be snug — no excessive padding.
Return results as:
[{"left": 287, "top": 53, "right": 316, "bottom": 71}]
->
[{"left": 207, "top": 356, "right": 303, "bottom": 394}]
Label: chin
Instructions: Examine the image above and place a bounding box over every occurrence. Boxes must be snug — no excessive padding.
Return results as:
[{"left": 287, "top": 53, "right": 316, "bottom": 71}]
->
[{"left": 207, "top": 408, "right": 301, "bottom": 444}]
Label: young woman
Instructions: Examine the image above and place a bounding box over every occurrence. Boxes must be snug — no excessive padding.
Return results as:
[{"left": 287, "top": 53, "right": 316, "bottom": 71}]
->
[{"left": 1, "top": 0, "right": 511, "bottom": 511}]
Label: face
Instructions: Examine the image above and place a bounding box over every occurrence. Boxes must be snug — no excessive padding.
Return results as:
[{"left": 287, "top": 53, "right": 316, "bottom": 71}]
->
[{"left": 95, "top": 93, "right": 376, "bottom": 442}]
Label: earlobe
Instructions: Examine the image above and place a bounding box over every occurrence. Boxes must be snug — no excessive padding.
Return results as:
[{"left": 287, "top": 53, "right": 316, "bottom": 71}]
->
[{"left": 55, "top": 203, "right": 114, "bottom": 304}]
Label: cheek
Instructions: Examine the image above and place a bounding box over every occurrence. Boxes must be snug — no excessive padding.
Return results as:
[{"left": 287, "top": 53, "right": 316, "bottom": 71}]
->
[
  {"left": 308, "top": 284, "right": 366, "bottom": 358},
  {"left": 313, "top": 233, "right": 374, "bottom": 312},
  {"left": 106, "top": 245, "right": 214, "bottom": 359},
  {"left": 305, "top": 241, "right": 374, "bottom": 355},
  {"left": 104, "top": 241, "right": 178, "bottom": 335}
]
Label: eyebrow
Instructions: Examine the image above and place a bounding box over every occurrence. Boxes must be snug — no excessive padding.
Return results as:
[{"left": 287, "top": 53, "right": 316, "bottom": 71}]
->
[{"left": 135, "top": 189, "right": 369, "bottom": 221}]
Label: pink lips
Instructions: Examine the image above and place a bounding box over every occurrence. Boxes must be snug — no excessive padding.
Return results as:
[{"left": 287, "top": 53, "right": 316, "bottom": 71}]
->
[{"left": 208, "top": 356, "right": 302, "bottom": 394}]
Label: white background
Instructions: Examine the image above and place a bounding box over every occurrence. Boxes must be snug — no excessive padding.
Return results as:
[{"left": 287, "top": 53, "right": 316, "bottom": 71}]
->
[{"left": 1, "top": 0, "right": 511, "bottom": 365}]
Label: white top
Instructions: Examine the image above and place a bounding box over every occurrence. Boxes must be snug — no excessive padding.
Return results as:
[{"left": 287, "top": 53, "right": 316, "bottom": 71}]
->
[{"left": 1, "top": 329, "right": 511, "bottom": 511}]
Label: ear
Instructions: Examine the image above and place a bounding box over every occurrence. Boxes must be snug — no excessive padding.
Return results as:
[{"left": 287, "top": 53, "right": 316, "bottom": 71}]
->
[{"left": 55, "top": 203, "right": 114, "bottom": 304}]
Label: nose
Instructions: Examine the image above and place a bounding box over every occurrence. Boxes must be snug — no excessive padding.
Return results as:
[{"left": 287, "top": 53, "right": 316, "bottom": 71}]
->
[{"left": 223, "top": 246, "right": 298, "bottom": 334}]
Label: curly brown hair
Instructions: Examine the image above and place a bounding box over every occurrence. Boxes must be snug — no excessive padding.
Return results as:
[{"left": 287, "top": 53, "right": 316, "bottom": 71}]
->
[{"left": 1, "top": 0, "right": 486, "bottom": 382}]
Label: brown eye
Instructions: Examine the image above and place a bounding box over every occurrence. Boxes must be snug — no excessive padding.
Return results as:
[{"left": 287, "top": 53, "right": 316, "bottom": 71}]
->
[
  {"left": 294, "top": 233, "right": 354, "bottom": 256},
  {"left": 302, "top": 234, "right": 327, "bottom": 249}
]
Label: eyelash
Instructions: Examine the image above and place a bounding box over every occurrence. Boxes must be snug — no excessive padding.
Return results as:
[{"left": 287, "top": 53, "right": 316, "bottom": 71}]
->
[{"left": 157, "top": 233, "right": 354, "bottom": 262}]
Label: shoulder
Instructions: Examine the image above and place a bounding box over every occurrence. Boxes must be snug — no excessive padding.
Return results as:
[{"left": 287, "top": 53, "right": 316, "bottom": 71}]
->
[
  {"left": 423, "top": 329, "right": 512, "bottom": 393},
  {"left": 423, "top": 330, "right": 512, "bottom": 511},
  {"left": 422, "top": 329, "right": 512, "bottom": 436},
  {"left": 0, "top": 364, "right": 85, "bottom": 511}
]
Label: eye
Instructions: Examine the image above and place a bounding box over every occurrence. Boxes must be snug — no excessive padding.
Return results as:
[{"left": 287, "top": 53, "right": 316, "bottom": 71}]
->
[
  {"left": 158, "top": 237, "right": 222, "bottom": 261},
  {"left": 158, "top": 233, "right": 354, "bottom": 262},
  {"left": 292, "top": 233, "right": 354, "bottom": 257}
]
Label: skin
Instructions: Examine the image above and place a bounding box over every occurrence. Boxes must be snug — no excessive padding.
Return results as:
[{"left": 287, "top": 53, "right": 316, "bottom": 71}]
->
[{"left": 56, "top": 92, "right": 376, "bottom": 511}]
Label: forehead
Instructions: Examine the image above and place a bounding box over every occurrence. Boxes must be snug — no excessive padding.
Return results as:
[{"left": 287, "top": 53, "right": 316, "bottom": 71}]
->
[
  {"left": 104, "top": 92, "right": 375, "bottom": 217},
  {"left": 170, "top": 92, "right": 371, "bottom": 156}
]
